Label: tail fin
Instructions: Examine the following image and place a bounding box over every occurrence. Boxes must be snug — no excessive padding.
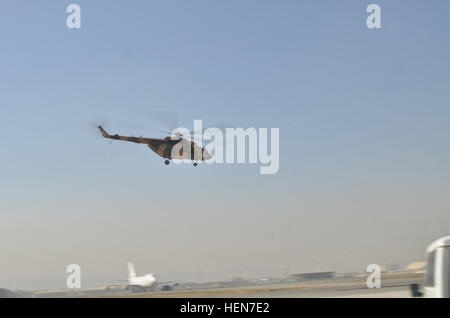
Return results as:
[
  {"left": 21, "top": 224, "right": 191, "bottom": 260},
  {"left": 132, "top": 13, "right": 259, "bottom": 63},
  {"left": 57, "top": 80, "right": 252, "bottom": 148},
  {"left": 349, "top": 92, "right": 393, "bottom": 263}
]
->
[
  {"left": 127, "top": 262, "right": 136, "bottom": 278},
  {"left": 98, "top": 125, "right": 110, "bottom": 138}
]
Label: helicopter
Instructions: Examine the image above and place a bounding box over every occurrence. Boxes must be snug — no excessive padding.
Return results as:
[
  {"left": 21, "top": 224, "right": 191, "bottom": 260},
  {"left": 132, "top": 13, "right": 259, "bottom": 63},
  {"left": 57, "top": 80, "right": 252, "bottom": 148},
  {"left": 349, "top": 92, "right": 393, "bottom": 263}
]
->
[{"left": 97, "top": 125, "right": 211, "bottom": 166}]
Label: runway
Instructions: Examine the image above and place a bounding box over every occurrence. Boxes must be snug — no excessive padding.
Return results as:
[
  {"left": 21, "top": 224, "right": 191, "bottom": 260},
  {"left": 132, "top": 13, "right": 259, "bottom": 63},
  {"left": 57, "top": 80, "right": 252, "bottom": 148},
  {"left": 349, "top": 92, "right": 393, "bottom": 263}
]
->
[{"left": 103, "top": 273, "right": 422, "bottom": 298}]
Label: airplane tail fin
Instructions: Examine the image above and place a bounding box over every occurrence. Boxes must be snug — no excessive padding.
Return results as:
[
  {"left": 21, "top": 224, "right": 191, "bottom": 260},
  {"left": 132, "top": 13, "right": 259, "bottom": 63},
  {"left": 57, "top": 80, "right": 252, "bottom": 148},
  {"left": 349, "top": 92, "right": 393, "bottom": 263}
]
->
[
  {"left": 98, "top": 125, "right": 110, "bottom": 138},
  {"left": 127, "top": 262, "right": 136, "bottom": 278}
]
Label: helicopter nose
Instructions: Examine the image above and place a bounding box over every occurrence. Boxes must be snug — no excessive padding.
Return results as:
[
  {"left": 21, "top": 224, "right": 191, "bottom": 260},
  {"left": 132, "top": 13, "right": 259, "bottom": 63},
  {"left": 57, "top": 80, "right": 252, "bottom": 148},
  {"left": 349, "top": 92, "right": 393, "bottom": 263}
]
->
[{"left": 203, "top": 149, "right": 212, "bottom": 160}]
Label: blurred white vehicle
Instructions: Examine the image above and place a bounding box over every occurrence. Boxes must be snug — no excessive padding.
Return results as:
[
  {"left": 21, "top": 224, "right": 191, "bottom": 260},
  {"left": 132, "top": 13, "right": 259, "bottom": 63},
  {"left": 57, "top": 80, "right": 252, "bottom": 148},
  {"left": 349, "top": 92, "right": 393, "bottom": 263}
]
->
[{"left": 411, "top": 236, "right": 450, "bottom": 298}]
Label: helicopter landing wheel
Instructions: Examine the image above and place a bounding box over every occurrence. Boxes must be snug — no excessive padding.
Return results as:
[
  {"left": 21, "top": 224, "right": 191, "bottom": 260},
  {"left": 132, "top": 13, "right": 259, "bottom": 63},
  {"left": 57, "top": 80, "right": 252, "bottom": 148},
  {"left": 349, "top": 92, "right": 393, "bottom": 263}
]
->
[
  {"left": 165, "top": 160, "right": 170, "bottom": 165},
  {"left": 193, "top": 162, "right": 198, "bottom": 167}
]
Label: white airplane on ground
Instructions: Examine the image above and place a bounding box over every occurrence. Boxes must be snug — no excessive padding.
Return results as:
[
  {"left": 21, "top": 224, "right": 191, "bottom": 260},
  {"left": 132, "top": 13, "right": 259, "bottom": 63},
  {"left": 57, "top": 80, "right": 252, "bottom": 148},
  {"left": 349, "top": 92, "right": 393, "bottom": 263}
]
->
[
  {"left": 126, "top": 262, "right": 180, "bottom": 292},
  {"left": 126, "top": 262, "right": 158, "bottom": 291},
  {"left": 100, "top": 262, "right": 178, "bottom": 292}
]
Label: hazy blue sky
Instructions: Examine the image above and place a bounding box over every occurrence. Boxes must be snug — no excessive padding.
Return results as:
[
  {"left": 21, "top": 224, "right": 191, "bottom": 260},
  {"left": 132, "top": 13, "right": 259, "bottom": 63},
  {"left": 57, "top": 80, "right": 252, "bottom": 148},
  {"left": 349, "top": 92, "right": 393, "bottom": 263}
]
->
[{"left": 1, "top": 1, "right": 450, "bottom": 289}]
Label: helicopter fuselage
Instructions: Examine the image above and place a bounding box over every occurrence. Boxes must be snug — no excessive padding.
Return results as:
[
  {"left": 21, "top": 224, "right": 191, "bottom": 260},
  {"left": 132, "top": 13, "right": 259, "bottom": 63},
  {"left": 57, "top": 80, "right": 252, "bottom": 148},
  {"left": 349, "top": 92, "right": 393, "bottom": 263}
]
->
[{"left": 98, "top": 126, "right": 211, "bottom": 162}]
